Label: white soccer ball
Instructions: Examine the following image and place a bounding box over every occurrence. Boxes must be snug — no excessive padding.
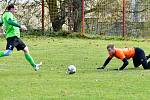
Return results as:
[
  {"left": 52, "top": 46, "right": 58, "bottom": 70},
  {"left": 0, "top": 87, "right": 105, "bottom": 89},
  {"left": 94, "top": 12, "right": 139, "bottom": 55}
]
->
[{"left": 68, "top": 65, "right": 76, "bottom": 74}]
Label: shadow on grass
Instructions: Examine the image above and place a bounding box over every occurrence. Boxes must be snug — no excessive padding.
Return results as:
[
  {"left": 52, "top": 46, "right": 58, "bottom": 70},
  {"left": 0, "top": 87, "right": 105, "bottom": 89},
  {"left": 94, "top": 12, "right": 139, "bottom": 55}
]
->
[{"left": 101, "top": 67, "right": 144, "bottom": 72}]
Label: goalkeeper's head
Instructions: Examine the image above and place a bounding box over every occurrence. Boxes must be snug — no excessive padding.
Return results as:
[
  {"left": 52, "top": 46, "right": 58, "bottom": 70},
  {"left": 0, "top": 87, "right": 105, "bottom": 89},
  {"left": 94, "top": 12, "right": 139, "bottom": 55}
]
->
[{"left": 107, "top": 44, "right": 115, "bottom": 56}]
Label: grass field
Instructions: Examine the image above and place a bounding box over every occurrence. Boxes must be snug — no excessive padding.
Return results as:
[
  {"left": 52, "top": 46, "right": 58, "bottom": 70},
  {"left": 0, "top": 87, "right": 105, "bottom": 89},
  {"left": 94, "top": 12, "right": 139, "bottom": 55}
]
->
[{"left": 0, "top": 37, "right": 150, "bottom": 100}]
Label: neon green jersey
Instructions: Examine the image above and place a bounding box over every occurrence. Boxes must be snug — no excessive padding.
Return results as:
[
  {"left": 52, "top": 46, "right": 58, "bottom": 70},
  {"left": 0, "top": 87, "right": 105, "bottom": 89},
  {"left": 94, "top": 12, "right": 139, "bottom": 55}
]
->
[{"left": 2, "top": 12, "right": 20, "bottom": 38}]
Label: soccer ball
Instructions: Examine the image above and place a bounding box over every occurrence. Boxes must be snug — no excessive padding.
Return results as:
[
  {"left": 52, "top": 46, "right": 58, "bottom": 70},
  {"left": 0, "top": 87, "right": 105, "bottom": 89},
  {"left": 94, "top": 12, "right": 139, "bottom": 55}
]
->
[{"left": 68, "top": 65, "right": 76, "bottom": 74}]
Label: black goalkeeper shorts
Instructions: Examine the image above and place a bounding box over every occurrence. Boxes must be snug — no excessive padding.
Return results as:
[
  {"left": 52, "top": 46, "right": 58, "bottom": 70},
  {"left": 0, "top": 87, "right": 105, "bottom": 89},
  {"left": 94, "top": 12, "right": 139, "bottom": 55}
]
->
[
  {"left": 132, "top": 47, "right": 149, "bottom": 69},
  {"left": 6, "top": 36, "right": 26, "bottom": 51}
]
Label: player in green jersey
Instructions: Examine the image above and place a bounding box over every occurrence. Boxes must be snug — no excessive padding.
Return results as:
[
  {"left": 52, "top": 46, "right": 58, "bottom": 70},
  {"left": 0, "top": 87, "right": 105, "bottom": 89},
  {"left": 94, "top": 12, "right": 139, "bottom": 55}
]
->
[{"left": 0, "top": 4, "right": 42, "bottom": 71}]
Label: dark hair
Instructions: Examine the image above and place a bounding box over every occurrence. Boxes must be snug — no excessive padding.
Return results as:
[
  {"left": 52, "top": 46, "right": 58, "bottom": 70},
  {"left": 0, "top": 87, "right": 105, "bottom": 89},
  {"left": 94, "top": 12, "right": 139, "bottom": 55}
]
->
[
  {"left": 107, "top": 44, "right": 114, "bottom": 49},
  {"left": 7, "top": 4, "right": 15, "bottom": 11}
]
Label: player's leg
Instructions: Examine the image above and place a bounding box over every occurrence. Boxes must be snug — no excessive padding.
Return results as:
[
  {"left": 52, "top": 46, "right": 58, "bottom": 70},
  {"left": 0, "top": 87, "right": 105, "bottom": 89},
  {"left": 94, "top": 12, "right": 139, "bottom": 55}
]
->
[
  {"left": 0, "top": 37, "right": 15, "bottom": 57},
  {"left": 146, "top": 54, "right": 150, "bottom": 60},
  {"left": 133, "top": 48, "right": 142, "bottom": 68},
  {"left": 134, "top": 48, "right": 150, "bottom": 69},
  {"left": 23, "top": 46, "right": 42, "bottom": 71},
  {"left": 0, "top": 50, "right": 13, "bottom": 57},
  {"left": 141, "top": 58, "right": 149, "bottom": 69},
  {"left": 14, "top": 38, "right": 42, "bottom": 71},
  {"left": 3, "top": 50, "right": 13, "bottom": 56},
  {"left": 133, "top": 57, "right": 141, "bottom": 68},
  {"left": 148, "top": 61, "right": 150, "bottom": 67},
  {"left": 139, "top": 50, "right": 149, "bottom": 69},
  {"left": 23, "top": 46, "right": 36, "bottom": 67},
  {"left": 0, "top": 51, "right": 4, "bottom": 57},
  {"left": 139, "top": 53, "right": 150, "bottom": 69}
]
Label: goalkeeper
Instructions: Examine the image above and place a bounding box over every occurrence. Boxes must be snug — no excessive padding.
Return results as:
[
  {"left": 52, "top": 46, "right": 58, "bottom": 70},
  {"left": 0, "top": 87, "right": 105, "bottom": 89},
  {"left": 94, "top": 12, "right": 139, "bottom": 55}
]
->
[{"left": 97, "top": 44, "right": 150, "bottom": 70}]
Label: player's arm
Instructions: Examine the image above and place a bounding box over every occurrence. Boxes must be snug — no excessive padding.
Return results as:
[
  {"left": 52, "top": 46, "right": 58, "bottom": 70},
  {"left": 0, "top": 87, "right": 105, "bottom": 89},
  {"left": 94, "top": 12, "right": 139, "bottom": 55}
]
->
[
  {"left": 5, "top": 13, "right": 27, "bottom": 30},
  {"left": 102, "top": 57, "right": 112, "bottom": 69},
  {"left": 119, "top": 58, "right": 129, "bottom": 70},
  {"left": 113, "top": 50, "right": 128, "bottom": 70},
  {"left": 5, "top": 13, "right": 20, "bottom": 27},
  {"left": 97, "top": 57, "right": 112, "bottom": 69},
  {"left": 8, "top": 18, "right": 21, "bottom": 28}
]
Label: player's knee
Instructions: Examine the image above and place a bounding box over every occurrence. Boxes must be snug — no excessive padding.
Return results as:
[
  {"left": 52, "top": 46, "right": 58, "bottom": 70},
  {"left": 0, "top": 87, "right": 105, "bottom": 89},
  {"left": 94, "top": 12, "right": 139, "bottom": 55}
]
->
[
  {"left": 4, "top": 50, "right": 12, "bottom": 56},
  {"left": 23, "top": 46, "right": 29, "bottom": 53},
  {"left": 142, "top": 62, "right": 150, "bottom": 69}
]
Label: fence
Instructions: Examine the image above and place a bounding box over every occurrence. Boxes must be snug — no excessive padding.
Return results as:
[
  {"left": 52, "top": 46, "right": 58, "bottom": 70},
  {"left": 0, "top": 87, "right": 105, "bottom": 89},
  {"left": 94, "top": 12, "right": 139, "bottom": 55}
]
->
[
  {"left": 84, "top": 0, "right": 150, "bottom": 37},
  {"left": 0, "top": 0, "right": 150, "bottom": 37}
]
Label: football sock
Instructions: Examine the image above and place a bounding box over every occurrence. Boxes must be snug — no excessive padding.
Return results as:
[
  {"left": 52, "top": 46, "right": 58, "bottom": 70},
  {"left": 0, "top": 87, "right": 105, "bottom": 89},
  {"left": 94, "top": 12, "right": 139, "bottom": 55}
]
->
[
  {"left": 25, "top": 53, "right": 36, "bottom": 68},
  {"left": 0, "top": 51, "right": 4, "bottom": 57}
]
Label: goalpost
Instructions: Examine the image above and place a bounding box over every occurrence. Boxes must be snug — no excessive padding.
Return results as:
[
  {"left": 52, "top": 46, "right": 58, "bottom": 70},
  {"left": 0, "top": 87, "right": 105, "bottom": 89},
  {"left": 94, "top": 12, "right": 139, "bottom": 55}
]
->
[
  {"left": 81, "top": 0, "right": 127, "bottom": 37},
  {"left": 122, "top": 0, "right": 126, "bottom": 37},
  {"left": 81, "top": 0, "right": 85, "bottom": 35},
  {"left": 42, "top": 0, "right": 45, "bottom": 32}
]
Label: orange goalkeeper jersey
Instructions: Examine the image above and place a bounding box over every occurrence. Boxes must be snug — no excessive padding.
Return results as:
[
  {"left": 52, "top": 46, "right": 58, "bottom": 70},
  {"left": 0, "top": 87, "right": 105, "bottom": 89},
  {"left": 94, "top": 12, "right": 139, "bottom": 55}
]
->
[{"left": 109, "top": 48, "right": 135, "bottom": 60}]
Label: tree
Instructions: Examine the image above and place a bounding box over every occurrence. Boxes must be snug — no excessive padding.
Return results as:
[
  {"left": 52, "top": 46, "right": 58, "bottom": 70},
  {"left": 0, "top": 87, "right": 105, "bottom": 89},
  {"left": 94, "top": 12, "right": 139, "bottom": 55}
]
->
[
  {"left": 72, "top": 0, "right": 82, "bottom": 32},
  {"left": 46, "top": 0, "right": 64, "bottom": 32},
  {"left": 46, "top": 0, "right": 82, "bottom": 32}
]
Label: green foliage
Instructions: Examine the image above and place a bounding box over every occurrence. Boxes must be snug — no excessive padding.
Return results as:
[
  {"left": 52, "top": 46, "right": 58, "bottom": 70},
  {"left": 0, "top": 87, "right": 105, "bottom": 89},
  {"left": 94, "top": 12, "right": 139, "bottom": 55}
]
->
[{"left": 22, "top": 30, "right": 150, "bottom": 42}]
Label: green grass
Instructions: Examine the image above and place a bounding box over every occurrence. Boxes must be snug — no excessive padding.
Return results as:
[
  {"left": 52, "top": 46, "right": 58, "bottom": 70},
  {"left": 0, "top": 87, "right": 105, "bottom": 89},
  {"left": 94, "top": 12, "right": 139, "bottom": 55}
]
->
[{"left": 0, "top": 37, "right": 150, "bottom": 100}]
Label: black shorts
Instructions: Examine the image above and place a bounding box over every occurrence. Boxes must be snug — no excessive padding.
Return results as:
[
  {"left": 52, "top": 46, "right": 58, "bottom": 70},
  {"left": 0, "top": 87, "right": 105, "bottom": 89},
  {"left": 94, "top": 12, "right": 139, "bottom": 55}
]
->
[
  {"left": 133, "top": 47, "right": 149, "bottom": 69},
  {"left": 6, "top": 36, "right": 26, "bottom": 51}
]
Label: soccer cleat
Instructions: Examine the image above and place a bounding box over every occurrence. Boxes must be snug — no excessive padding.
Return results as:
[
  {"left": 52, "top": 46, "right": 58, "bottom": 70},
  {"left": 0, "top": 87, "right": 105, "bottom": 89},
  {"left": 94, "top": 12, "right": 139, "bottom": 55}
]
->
[{"left": 35, "top": 62, "right": 42, "bottom": 71}]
